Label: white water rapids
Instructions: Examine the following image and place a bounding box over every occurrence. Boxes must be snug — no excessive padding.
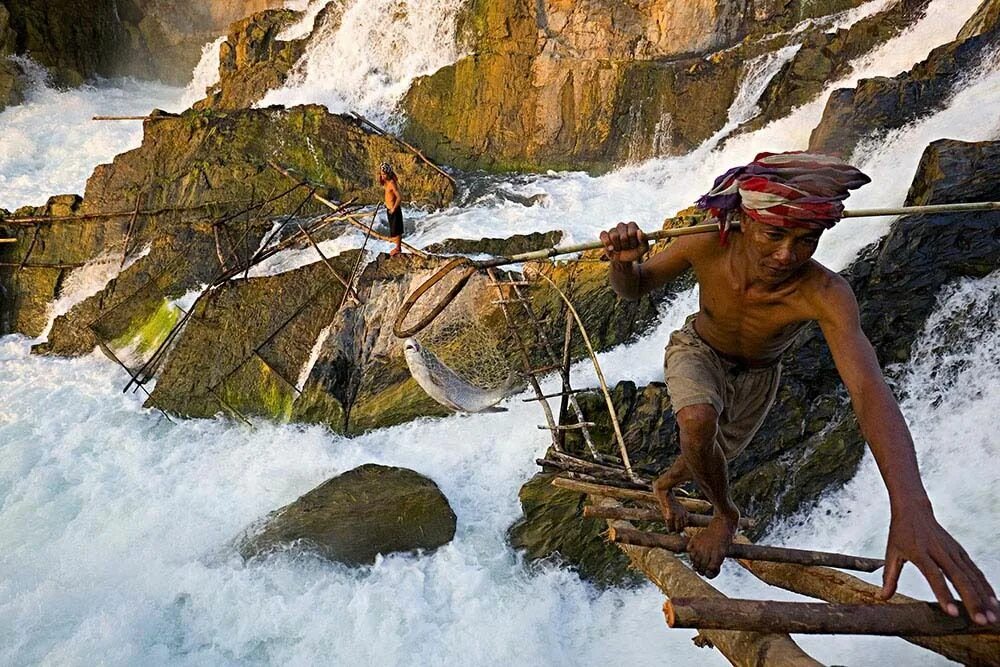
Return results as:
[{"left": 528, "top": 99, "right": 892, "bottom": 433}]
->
[{"left": 1, "top": 0, "right": 999, "bottom": 664}]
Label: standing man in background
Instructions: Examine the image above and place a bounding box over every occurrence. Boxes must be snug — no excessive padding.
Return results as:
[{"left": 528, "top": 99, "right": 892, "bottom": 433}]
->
[{"left": 380, "top": 162, "right": 404, "bottom": 256}]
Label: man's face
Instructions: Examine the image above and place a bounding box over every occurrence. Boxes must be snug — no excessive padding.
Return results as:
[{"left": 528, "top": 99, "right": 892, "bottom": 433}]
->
[
  {"left": 378, "top": 172, "right": 386, "bottom": 185},
  {"left": 743, "top": 218, "right": 822, "bottom": 283}
]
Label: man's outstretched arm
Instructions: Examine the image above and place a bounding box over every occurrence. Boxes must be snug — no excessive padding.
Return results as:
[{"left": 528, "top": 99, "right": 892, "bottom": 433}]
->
[{"left": 817, "top": 276, "right": 998, "bottom": 625}]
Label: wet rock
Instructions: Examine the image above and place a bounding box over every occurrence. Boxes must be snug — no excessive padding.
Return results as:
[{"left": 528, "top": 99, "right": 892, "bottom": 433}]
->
[
  {"left": 508, "top": 473, "right": 641, "bottom": 587},
  {"left": 809, "top": 13, "right": 1000, "bottom": 158},
  {"left": 424, "top": 231, "right": 563, "bottom": 256},
  {"left": 509, "top": 138, "right": 1000, "bottom": 584},
  {"left": 2, "top": 0, "right": 130, "bottom": 86},
  {"left": 741, "top": 0, "right": 930, "bottom": 135},
  {"left": 236, "top": 464, "right": 457, "bottom": 566},
  {"left": 194, "top": 9, "right": 306, "bottom": 111}
]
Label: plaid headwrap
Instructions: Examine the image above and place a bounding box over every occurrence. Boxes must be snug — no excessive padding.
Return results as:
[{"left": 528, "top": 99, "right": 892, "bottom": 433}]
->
[{"left": 697, "top": 151, "right": 870, "bottom": 243}]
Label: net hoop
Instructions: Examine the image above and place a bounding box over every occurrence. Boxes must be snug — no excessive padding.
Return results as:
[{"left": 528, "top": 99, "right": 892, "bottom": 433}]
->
[{"left": 393, "top": 256, "right": 478, "bottom": 338}]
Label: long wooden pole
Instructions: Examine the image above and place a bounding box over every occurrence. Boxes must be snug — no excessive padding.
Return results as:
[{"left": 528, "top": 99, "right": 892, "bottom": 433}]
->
[
  {"left": 474, "top": 201, "right": 1000, "bottom": 269},
  {"left": 583, "top": 504, "right": 755, "bottom": 529},
  {"left": 609, "top": 526, "right": 884, "bottom": 572},
  {"left": 0, "top": 238, "right": 16, "bottom": 243},
  {"left": 664, "top": 598, "right": 1000, "bottom": 636},
  {"left": 349, "top": 112, "right": 458, "bottom": 188},
  {"left": 594, "top": 497, "right": 822, "bottom": 666},
  {"left": 730, "top": 539, "right": 1000, "bottom": 665}
]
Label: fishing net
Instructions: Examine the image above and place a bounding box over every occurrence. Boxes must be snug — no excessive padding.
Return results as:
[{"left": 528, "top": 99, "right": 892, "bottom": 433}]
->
[{"left": 396, "top": 258, "right": 521, "bottom": 395}]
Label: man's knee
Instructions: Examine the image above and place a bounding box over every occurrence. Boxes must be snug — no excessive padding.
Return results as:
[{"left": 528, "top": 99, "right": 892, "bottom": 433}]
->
[{"left": 675, "top": 403, "right": 719, "bottom": 453}]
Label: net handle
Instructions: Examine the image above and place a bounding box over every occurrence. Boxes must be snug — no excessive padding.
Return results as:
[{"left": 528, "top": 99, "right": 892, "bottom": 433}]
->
[{"left": 393, "top": 256, "right": 477, "bottom": 338}]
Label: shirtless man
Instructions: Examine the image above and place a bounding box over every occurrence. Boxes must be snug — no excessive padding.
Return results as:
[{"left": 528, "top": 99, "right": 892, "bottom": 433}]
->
[
  {"left": 602, "top": 151, "right": 998, "bottom": 625},
  {"left": 379, "top": 162, "right": 404, "bottom": 256}
]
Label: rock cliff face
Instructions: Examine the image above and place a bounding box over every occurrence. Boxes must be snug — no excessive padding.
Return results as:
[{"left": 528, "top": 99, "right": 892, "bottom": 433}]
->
[
  {"left": 0, "top": 0, "right": 285, "bottom": 96},
  {"left": 400, "top": 0, "right": 931, "bottom": 173},
  {"left": 810, "top": 6, "right": 1000, "bottom": 158},
  {"left": 193, "top": 9, "right": 307, "bottom": 111},
  {"left": 509, "top": 137, "right": 1000, "bottom": 585}
]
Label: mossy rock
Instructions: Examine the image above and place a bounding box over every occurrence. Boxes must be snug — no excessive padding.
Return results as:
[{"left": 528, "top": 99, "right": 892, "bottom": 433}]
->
[
  {"left": 236, "top": 464, "right": 457, "bottom": 566},
  {"left": 508, "top": 474, "right": 640, "bottom": 587}
]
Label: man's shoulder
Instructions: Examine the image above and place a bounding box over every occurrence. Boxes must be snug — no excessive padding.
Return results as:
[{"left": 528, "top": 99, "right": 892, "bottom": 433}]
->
[{"left": 800, "top": 261, "right": 858, "bottom": 319}]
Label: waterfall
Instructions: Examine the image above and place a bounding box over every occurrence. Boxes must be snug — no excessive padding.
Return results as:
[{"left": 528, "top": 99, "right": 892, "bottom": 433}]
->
[{"left": 257, "top": 0, "right": 467, "bottom": 127}]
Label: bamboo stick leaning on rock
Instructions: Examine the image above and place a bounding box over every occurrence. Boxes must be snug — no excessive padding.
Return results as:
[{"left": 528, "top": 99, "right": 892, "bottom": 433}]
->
[
  {"left": 551, "top": 475, "right": 715, "bottom": 514},
  {"left": 728, "top": 536, "right": 1000, "bottom": 665},
  {"left": 609, "top": 526, "right": 884, "bottom": 572},
  {"left": 350, "top": 112, "right": 458, "bottom": 188},
  {"left": 592, "top": 496, "right": 821, "bottom": 666},
  {"left": 583, "top": 504, "right": 755, "bottom": 530},
  {"left": 269, "top": 161, "right": 427, "bottom": 256},
  {"left": 663, "top": 598, "right": 1000, "bottom": 636}
]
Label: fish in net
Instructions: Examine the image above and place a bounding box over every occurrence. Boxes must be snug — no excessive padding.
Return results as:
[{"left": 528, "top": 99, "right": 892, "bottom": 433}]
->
[{"left": 396, "top": 258, "right": 522, "bottom": 413}]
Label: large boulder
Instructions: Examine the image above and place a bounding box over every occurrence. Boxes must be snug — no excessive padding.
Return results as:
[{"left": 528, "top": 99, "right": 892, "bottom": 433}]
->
[
  {"left": 236, "top": 464, "right": 457, "bottom": 566},
  {"left": 509, "top": 138, "right": 1000, "bottom": 584}
]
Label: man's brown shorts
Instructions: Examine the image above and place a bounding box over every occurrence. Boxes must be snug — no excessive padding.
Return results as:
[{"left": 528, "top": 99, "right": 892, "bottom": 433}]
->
[{"left": 664, "top": 314, "right": 781, "bottom": 460}]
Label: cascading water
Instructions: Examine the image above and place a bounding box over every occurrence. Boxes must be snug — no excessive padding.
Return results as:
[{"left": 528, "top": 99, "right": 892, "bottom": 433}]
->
[
  {"left": 258, "top": 0, "right": 467, "bottom": 127},
  {"left": 2, "top": 0, "right": 998, "bottom": 664}
]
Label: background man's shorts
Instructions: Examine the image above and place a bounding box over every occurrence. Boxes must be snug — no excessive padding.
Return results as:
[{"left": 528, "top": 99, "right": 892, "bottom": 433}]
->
[
  {"left": 387, "top": 207, "right": 404, "bottom": 237},
  {"left": 664, "top": 315, "right": 781, "bottom": 460}
]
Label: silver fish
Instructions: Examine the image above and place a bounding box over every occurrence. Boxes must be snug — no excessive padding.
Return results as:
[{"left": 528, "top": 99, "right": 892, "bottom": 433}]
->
[{"left": 403, "top": 338, "right": 515, "bottom": 413}]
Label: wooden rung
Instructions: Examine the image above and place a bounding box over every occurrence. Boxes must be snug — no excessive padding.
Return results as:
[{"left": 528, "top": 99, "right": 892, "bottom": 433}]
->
[
  {"left": 583, "top": 504, "right": 755, "bottom": 529},
  {"left": 608, "top": 527, "right": 884, "bottom": 572},
  {"left": 538, "top": 422, "right": 596, "bottom": 431},
  {"left": 551, "top": 476, "right": 715, "bottom": 515},
  {"left": 663, "top": 598, "right": 1000, "bottom": 636},
  {"left": 0, "top": 238, "right": 17, "bottom": 244},
  {"left": 522, "top": 387, "right": 593, "bottom": 402}
]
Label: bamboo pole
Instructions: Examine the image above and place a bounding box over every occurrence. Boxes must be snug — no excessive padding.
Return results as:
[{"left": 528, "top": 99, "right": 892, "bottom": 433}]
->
[
  {"left": 594, "top": 497, "right": 821, "bottom": 666},
  {"left": 551, "top": 476, "right": 715, "bottom": 514},
  {"left": 0, "top": 261, "right": 85, "bottom": 269},
  {"left": 470, "top": 201, "right": 1000, "bottom": 269},
  {"left": 663, "top": 598, "right": 1000, "bottom": 636},
  {"left": 0, "top": 238, "right": 16, "bottom": 243},
  {"left": 268, "top": 160, "right": 428, "bottom": 256},
  {"left": 609, "top": 526, "right": 884, "bottom": 572},
  {"left": 583, "top": 504, "right": 755, "bottom": 530},
  {"left": 731, "top": 540, "right": 1000, "bottom": 665},
  {"left": 350, "top": 112, "right": 458, "bottom": 188},
  {"left": 0, "top": 200, "right": 239, "bottom": 224}
]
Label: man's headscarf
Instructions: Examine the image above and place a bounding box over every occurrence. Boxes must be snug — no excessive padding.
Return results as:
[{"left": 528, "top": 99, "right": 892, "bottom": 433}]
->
[{"left": 697, "top": 151, "right": 870, "bottom": 243}]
